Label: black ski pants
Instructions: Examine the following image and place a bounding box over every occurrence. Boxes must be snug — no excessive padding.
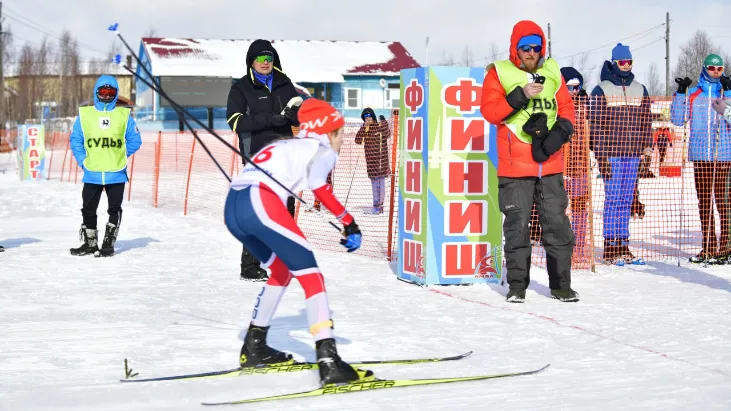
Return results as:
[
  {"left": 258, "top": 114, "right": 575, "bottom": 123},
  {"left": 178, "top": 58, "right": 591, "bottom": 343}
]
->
[
  {"left": 498, "top": 173, "right": 574, "bottom": 291},
  {"left": 81, "top": 183, "right": 125, "bottom": 229}
]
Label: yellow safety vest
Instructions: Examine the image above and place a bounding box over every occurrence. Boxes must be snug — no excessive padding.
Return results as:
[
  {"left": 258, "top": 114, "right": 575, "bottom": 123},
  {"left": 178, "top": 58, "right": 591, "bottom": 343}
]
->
[
  {"left": 493, "top": 58, "right": 561, "bottom": 144},
  {"left": 79, "top": 106, "right": 129, "bottom": 172}
]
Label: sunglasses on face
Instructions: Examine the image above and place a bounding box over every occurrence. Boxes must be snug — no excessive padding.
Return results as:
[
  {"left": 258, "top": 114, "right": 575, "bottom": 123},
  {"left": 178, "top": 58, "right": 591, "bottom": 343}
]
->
[
  {"left": 567, "top": 85, "right": 580, "bottom": 92},
  {"left": 615, "top": 59, "right": 633, "bottom": 66},
  {"left": 706, "top": 65, "right": 724, "bottom": 73},
  {"left": 519, "top": 45, "right": 542, "bottom": 53},
  {"left": 363, "top": 113, "right": 372, "bottom": 119},
  {"left": 255, "top": 55, "right": 273, "bottom": 64}
]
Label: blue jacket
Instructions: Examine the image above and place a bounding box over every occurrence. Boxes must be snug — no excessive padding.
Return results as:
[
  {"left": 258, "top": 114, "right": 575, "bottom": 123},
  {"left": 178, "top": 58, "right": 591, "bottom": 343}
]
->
[
  {"left": 588, "top": 61, "right": 652, "bottom": 159},
  {"left": 670, "top": 68, "right": 731, "bottom": 162},
  {"left": 70, "top": 75, "right": 142, "bottom": 185}
]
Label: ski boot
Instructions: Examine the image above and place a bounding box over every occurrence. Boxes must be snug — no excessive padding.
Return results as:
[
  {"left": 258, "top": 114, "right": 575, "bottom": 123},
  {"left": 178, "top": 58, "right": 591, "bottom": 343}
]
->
[
  {"left": 550, "top": 288, "right": 580, "bottom": 302},
  {"left": 240, "top": 248, "right": 268, "bottom": 281},
  {"left": 70, "top": 225, "right": 99, "bottom": 256},
  {"left": 0, "top": 245, "right": 4, "bottom": 252},
  {"left": 316, "top": 338, "right": 374, "bottom": 386},
  {"left": 239, "top": 324, "right": 293, "bottom": 367},
  {"left": 505, "top": 289, "right": 526, "bottom": 303},
  {"left": 95, "top": 222, "right": 119, "bottom": 257}
]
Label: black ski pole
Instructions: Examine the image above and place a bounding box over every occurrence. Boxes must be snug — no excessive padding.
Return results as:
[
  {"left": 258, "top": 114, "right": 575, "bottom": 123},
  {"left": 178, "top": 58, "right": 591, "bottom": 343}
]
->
[{"left": 108, "top": 24, "right": 341, "bottom": 233}]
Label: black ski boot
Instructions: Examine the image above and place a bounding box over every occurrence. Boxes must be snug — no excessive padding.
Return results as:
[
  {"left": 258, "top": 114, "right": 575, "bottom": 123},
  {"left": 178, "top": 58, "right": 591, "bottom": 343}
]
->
[
  {"left": 96, "top": 222, "right": 119, "bottom": 257},
  {"left": 316, "top": 338, "right": 374, "bottom": 386},
  {"left": 0, "top": 245, "right": 4, "bottom": 252},
  {"left": 239, "top": 324, "right": 293, "bottom": 367},
  {"left": 240, "top": 248, "right": 268, "bottom": 281},
  {"left": 70, "top": 225, "right": 98, "bottom": 256}
]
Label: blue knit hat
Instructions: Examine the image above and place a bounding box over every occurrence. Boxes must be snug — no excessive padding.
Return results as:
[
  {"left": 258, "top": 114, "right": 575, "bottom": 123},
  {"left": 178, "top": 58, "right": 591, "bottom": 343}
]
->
[
  {"left": 517, "top": 35, "right": 542, "bottom": 49},
  {"left": 611, "top": 43, "right": 632, "bottom": 61}
]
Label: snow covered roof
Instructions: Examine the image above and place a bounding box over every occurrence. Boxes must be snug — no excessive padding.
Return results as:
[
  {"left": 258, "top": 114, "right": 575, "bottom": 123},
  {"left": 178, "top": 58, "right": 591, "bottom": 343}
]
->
[{"left": 141, "top": 38, "right": 421, "bottom": 83}]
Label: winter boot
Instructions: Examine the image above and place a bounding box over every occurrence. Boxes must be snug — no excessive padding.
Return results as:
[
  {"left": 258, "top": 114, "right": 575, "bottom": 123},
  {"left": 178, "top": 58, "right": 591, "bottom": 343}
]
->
[
  {"left": 239, "top": 324, "right": 293, "bottom": 367},
  {"left": 70, "top": 225, "right": 99, "bottom": 256},
  {"left": 689, "top": 250, "right": 713, "bottom": 264},
  {"left": 316, "top": 338, "right": 374, "bottom": 386},
  {"left": 95, "top": 222, "right": 119, "bottom": 257},
  {"left": 550, "top": 288, "right": 580, "bottom": 302},
  {"left": 505, "top": 289, "right": 526, "bottom": 303},
  {"left": 603, "top": 238, "right": 622, "bottom": 265},
  {"left": 0, "top": 245, "right": 4, "bottom": 252}
]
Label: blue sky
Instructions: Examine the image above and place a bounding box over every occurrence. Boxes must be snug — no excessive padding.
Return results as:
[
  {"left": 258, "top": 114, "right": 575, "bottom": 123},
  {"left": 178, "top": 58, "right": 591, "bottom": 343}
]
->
[{"left": 4, "top": 0, "right": 731, "bottom": 92}]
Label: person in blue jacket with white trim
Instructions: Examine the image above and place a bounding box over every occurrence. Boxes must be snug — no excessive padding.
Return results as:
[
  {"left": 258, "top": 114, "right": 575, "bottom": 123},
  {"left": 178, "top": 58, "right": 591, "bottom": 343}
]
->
[
  {"left": 671, "top": 54, "right": 731, "bottom": 265},
  {"left": 69, "top": 74, "right": 142, "bottom": 257}
]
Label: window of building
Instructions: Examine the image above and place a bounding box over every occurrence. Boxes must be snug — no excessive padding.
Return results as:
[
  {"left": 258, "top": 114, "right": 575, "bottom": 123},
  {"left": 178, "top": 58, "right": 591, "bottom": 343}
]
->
[
  {"left": 344, "top": 88, "right": 361, "bottom": 109},
  {"left": 385, "top": 84, "right": 400, "bottom": 109}
]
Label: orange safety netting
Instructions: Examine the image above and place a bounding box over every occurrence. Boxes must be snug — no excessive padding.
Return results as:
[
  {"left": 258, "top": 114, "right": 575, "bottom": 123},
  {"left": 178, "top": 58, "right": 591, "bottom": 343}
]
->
[{"left": 41, "top": 96, "right": 730, "bottom": 270}]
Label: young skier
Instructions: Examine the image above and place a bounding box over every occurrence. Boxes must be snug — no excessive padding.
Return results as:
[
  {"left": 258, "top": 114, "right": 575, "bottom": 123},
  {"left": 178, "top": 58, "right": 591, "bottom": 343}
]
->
[{"left": 223, "top": 98, "right": 372, "bottom": 386}]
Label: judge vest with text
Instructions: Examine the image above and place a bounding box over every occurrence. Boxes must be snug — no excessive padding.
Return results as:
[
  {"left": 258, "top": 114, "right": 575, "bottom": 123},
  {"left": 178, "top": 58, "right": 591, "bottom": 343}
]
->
[
  {"left": 69, "top": 75, "right": 142, "bottom": 258},
  {"left": 480, "top": 20, "right": 579, "bottom": 303}
]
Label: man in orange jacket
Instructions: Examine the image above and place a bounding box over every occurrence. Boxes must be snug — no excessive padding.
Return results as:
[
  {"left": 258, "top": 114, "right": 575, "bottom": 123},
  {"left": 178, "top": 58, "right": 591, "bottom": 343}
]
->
[{"left": 480, "top": 20, "right": 579, "bottom": 303}]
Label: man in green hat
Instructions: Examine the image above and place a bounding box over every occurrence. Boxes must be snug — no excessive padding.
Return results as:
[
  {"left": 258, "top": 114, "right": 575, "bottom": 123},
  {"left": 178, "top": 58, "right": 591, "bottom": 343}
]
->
[{"left": 671, "top": 53, "right": 731, "bottom": 265}]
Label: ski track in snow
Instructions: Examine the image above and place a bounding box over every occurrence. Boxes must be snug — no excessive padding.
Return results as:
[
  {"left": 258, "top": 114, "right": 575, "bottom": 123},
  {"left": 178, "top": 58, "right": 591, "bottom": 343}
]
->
[{"left": 1, "top": 158, "right": 730, "bottom": 410}]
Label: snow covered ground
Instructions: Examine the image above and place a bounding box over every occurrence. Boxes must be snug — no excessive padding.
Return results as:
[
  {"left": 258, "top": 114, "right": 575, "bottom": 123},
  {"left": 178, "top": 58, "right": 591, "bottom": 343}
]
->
[{"left": 1, "top": 157, "right": 730, "bottom": 410}]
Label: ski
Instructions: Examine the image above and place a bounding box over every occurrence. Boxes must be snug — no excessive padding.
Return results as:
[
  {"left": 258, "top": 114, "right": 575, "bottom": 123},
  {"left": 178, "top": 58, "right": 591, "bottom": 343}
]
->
[
  {"left": 120, "top": 351, "right": 472, "bottom": 383},
  {"left": 201, "top": 364, "right": 550, "bottom": 406}
]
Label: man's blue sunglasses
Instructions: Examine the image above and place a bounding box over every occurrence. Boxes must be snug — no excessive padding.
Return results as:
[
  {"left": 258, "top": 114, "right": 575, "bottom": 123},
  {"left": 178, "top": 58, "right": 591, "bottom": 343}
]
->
[{"left": 519, "top": 45, "right": 542, "bottom": 53}]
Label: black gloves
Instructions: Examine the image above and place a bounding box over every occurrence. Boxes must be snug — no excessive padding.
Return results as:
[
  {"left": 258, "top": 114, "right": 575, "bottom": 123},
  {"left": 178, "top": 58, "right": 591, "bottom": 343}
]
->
[
  {"left": 523, "top": 113, "right": 550, "bottom": 163},
  {"left": 542, "top": 117, "right": 574, "bottom": 156},
  {"left": 675, "top": 77, "right": 692, "bottom": 94},
  {"left": 506, "top": 86, "right": 530, "bottom": 110},
  {"left": 271, "top": 106, "right": 298, "bottom": 127},
  {"left": 379, "top": 115, "right": 387, "bottom": 122},
  {"left": 523, "top": 114, "right": 574, "bottom": 163},
  {"left": 577, "top": 89, "right": 588, "bottom": 97},
  {"left": 720, "top": 76, "right": 731, "bottom": 92}
]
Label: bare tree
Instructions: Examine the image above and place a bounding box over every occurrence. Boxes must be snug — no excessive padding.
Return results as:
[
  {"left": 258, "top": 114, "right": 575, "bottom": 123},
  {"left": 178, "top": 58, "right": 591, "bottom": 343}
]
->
[
  {"left": 672, "top": 30, "right": 717, "bottom": 85},
  {"left": 488, "top": 42, "right": 501, "bottom": 65},
  {"left": 645, "top": 63, "right": 664, "bottom": 96},
  {"left": 3, "top": 25, "right": 14, "bottom": 78},
  {"left": 144, "top": 26, "right": 158, "bottom": 38},
  {"left": 460, "top": 45, "right": 475, "bottom": 67},
  {"left": 17, "top": 43, "right": 34, "bottom": 121},
  {"left": 439, "top": 48, "right": 456, "bottom": 66},
  {"left": 57, "top": 29, "right": 82, "bottom": 117}
]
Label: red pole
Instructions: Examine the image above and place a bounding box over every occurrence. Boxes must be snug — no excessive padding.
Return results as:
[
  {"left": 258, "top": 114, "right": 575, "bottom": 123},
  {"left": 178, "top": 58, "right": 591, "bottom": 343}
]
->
[
  {"left": 183, "top": 137, "right": 196, "bottom": 215},
  {"left": 386, "top": 111, "right": 399, "bottom": 262},
  {"left": 153, "top": 131, "right": 162, "bottom": 208}
]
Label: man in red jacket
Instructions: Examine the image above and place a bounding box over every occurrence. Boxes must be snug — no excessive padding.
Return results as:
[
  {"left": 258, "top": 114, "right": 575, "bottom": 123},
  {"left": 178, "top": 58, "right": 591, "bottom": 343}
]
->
[{"left": 480, "top": 20, "right": 579, "bottom": 303}]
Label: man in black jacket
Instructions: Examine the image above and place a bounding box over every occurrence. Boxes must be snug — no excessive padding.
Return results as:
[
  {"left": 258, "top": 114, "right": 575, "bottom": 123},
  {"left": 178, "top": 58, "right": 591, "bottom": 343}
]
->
[{"left": 227, "top": 39, "right": 300, "bottom": 281}]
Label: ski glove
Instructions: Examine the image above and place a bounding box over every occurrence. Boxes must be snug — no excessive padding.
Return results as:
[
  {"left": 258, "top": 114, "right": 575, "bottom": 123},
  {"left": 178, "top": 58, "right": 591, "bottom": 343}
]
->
[
  {"left": 675, "top": 77, "right": 692, "bottom": 94},
  {"left": 720, "top": 75, "right": 731, "bottom": 92},
  {"left": 522, "top": 112, "right": 550, "bottom": 163},
  {"left": 340, "top": 221, "right": 362, "bottom": 253},
  {"left": 541, "top": 117, "right": 574, "bottom": 157}
]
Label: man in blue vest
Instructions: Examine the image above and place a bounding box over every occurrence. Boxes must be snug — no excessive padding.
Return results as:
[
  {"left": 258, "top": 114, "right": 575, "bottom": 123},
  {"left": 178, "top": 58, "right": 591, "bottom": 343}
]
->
[
  {"left": 69, "top": 75, "right": 142, "bottom": 257},
  {"left": 589, "top": 44, "right": 652, "bottom": 265}
]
